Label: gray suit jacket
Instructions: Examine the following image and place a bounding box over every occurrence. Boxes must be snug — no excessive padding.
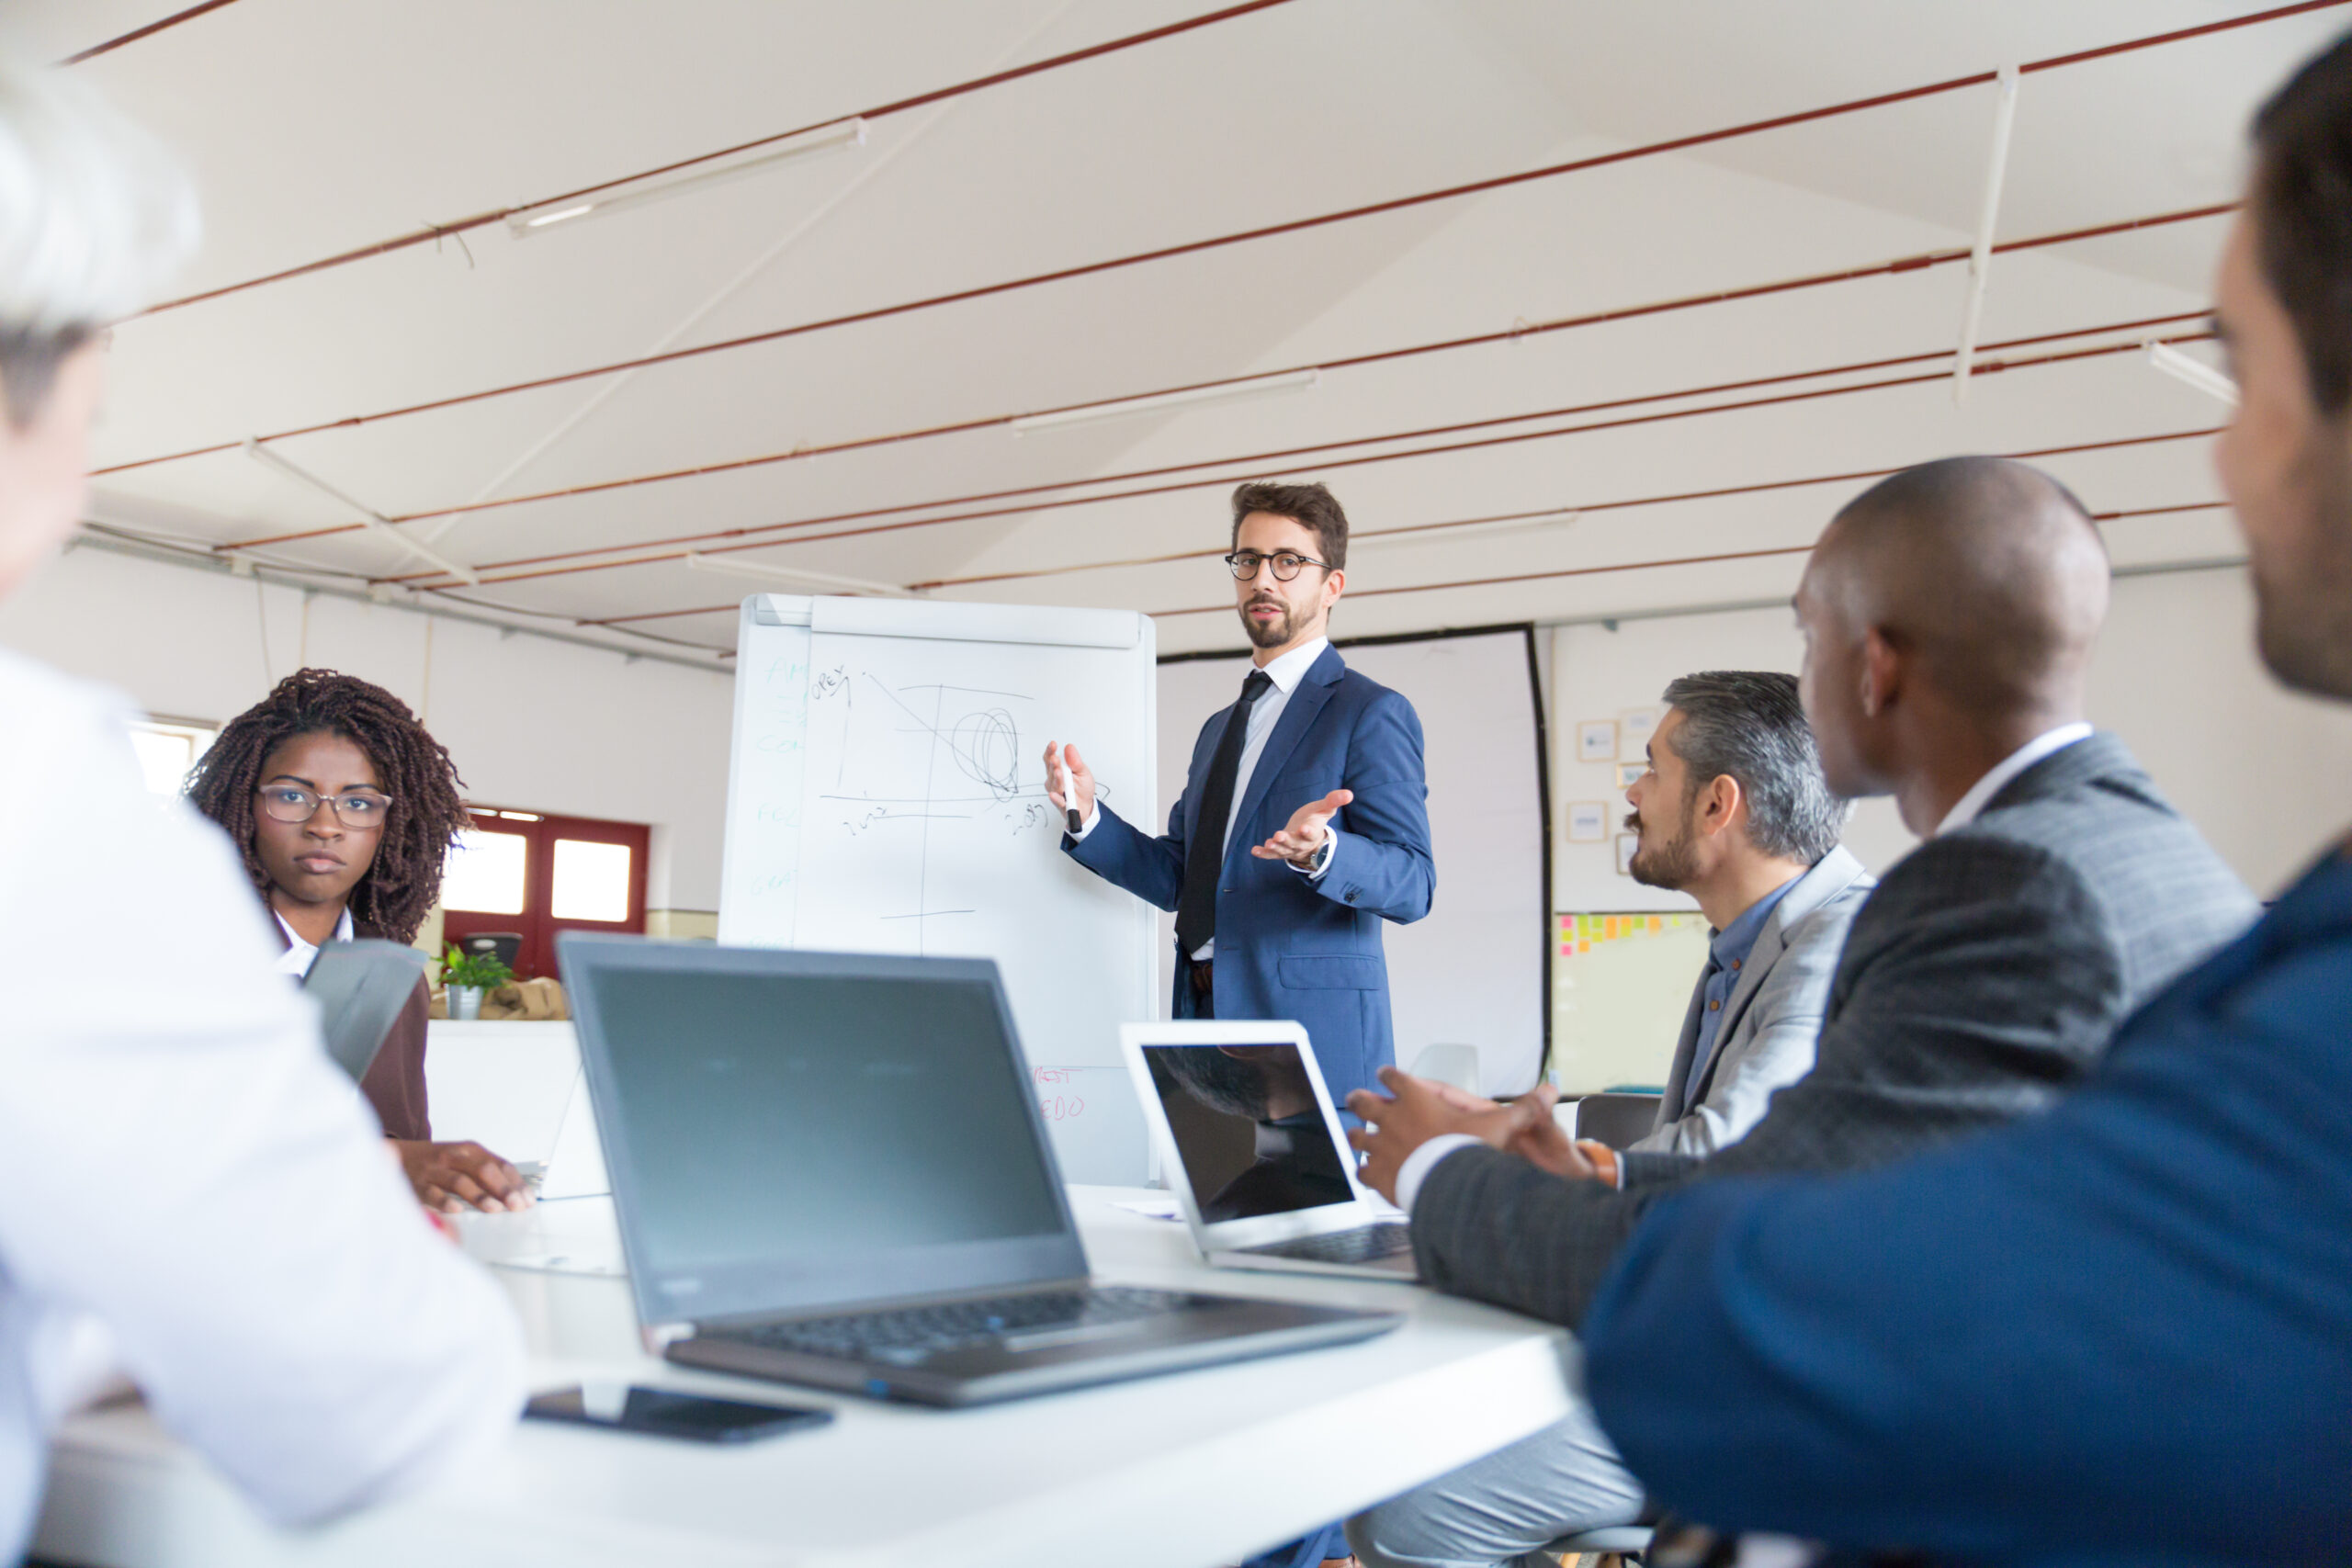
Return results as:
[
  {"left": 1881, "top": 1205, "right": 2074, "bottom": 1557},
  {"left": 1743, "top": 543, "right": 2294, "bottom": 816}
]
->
[
  {"left": 1413, "top": 732, "right": 2258, "bottom": 1328},
  {"left": 1629, "top": 845, "right": 1875, "bottom": 1157}
]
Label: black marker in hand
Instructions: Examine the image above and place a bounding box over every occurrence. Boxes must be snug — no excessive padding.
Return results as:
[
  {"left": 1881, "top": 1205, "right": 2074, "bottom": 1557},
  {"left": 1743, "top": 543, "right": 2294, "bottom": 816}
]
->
[{"left": 1057, "top": 750, "right": 1082, "bottom": 834}]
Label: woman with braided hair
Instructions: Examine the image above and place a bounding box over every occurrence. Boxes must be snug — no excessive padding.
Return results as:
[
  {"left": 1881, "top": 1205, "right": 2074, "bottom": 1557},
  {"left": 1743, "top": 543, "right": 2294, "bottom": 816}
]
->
[{"left": 188, "top": 668, "right": 532, "bottom": 1213}]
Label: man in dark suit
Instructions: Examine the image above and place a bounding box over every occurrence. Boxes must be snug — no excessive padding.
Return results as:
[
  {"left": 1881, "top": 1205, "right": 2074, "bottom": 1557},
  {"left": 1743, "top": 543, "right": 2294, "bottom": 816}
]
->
[
  {"left": 1047, "top": 480, "right": 1435, "bottom": 1111},
  {"left": 1577, "top": 34, "right": 2352, "bottom": 1562},
  {"left": 1341, "top": 457, "right": 2256, "bottom": 1568}
]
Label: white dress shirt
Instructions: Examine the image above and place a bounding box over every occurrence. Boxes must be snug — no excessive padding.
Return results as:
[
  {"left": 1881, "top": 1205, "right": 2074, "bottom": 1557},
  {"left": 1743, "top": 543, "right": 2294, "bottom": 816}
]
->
[
  {"left": 0, "top": 649, "right": 525, "bottom": 1561},
  {"left": 273, "top": 906, "right": 355, "bottom": 976},
  {"left": 1934, "top": 722, "right": 2094, "bottom": 837},
  {"left": 1072, "top": 635, "right": 1338, "bottom": 958}
]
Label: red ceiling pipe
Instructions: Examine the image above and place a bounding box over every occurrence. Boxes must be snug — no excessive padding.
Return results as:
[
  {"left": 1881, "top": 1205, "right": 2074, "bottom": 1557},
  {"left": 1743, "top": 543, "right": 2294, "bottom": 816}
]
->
[
  {"left": 210, "top": 204, "right": 2231, "bottom": 553},
  {"left": 104, "top": 0, "right": 2328, "bottom": 477},
  {"left": 130, "top": 0, "right": 1308, "bottom": 317},
  {"left": 385, "top": 326, "right": 2211, "bottom": 591},
  {"left": 62, "top": 0, "right": 243, "bottom": 65},
  {"left": 572, "top": 498, "right": 2229, "bottom": 628}
]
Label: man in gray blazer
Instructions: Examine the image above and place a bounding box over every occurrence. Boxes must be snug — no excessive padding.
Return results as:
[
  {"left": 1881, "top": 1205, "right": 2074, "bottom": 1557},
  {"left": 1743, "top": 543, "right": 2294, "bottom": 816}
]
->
[
  {"left": 1344, "top": 457, "right": 2256, "bottom": 1568},
  {"left": 1341, "top": 671, "right": 1871, "bottom": 1561},
  {"left": 1612, "top": 671, "right": 1874, "bottom": 1165}
]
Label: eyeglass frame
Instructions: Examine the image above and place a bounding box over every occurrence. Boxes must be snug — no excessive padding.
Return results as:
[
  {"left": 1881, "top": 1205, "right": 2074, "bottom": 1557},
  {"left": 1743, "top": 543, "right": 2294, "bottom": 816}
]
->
[
  {"left": 254, "top": 783, "right": 396, "bottom": 829},
  {"left": 1223, "top": 548, "right": 1335, "bottom": 582}
]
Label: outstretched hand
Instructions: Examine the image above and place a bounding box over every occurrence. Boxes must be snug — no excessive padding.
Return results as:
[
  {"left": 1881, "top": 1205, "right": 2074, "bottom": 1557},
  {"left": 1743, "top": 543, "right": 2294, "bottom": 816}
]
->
[
  {"left": 1043, "top": 740, "right": 1096, "bottom": 824},
  {"left": 1253, "top": 788, "right": 1352, "bottom": 865}
]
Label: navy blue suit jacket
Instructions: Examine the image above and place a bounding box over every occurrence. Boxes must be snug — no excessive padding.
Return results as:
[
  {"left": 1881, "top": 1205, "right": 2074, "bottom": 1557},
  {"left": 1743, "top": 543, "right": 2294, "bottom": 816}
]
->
[
  {"left": 1580, "top": 851, "right": 2352, "bottom": 1562},
  {"left": 1067, "top": 643, "right": 1433, "bottom": 1105}
]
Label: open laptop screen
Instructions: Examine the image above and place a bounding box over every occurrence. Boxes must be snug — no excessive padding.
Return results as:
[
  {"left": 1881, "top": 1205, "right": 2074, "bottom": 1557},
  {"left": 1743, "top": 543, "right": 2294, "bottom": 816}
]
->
[
  {"left": 570, "top": 944, "right": 1079, "bottom": 1320},
  {"left": 1142, "top": 1043, "right": 1355, "bottom": 1224}
]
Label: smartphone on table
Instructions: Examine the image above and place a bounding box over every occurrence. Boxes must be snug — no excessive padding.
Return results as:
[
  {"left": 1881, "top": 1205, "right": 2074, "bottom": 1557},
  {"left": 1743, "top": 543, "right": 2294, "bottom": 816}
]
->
[{"left": 525, "top": 1384, "right": 832, "bottom": 1444}]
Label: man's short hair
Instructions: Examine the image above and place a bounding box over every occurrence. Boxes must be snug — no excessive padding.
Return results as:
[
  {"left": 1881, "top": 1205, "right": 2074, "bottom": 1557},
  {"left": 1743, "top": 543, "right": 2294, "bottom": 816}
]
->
[
  {"left": 2253, "top": 28, "right": 2352, "bottom": 415},
  {"left": 0, "top": 55, "right": 196, "bottom": 423},
  {"left": 1230, "top": 481, "right": 1349, "bottom": 570},
  {"left": 1660, "top": 670, "right": 1849, "bottom": 863}
]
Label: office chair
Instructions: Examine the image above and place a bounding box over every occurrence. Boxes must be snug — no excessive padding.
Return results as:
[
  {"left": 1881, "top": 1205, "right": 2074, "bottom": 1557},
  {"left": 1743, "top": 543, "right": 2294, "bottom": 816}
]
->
[{"left": 1559, "top": 1091, "right": 1663, "bottom": 1151}]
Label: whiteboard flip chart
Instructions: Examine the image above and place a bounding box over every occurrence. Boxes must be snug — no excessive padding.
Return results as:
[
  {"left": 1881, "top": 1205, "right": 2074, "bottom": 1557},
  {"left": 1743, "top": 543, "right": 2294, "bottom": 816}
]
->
[{"left": 720, "top": 596, "right": 1159, "bottom": 1183}]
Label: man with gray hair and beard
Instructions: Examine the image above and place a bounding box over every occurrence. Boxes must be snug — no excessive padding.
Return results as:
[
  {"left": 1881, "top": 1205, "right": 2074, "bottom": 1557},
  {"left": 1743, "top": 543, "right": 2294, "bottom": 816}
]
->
[
  {"left": 1611, "top": 671, "right": 1873, "bottom": 1165},
  {"left": 1343, "top": 456, "right": 2258, "bottom": 1568}
]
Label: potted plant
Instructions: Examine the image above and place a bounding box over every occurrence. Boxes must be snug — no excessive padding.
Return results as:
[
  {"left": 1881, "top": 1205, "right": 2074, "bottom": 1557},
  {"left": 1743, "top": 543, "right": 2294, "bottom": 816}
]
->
[{"left": 440, "top": 943, "right": 515, "bottom": 1021}]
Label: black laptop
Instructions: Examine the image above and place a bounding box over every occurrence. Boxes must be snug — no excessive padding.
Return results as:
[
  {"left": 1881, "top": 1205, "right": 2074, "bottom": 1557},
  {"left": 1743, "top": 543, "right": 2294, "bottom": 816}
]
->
[{"left": 557, "top": 934, "right": 1403, "bottom": 1406}]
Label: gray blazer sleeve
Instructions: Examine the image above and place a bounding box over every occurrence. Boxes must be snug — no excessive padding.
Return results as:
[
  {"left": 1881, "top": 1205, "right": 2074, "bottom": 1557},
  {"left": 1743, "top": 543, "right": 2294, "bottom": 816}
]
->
[
  {"left": 1410, "top": 835, "right": 2128, "bottom": 1329},
  {"left": 1622, "top": 892, "right": 1860, "bottom": 1161}
]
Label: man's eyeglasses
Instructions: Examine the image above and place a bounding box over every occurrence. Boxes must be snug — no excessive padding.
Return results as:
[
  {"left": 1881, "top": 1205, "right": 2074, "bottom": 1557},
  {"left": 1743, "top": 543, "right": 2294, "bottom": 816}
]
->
[
  {"left": 1224, "top": 549, "right": 1332, "bottom": 582},
  {"left": 256, "top": 785, "right": 394, "bottom": 829}
]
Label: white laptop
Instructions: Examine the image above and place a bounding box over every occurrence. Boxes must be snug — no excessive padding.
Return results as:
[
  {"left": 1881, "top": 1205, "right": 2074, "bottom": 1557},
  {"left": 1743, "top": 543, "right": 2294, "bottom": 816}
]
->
[{"left": 1121, "top": 1021, "right": 1418, "bottom": 1280}]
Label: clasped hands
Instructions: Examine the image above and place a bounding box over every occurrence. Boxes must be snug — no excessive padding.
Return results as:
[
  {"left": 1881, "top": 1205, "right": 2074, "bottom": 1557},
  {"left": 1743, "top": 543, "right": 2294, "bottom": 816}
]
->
[
  {"left": 1046, "top": 740, "right": 1351, "bottom": 869},
  {"left": 1346, "top": 1069, "right": 1612, "bottom": 1204}
]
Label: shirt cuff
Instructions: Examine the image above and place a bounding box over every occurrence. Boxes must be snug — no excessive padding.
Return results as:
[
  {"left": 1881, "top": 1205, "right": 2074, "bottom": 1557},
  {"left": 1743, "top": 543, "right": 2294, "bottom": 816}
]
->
[
  {"left": 1068, "top": 802, "right": 1101, "bottom": 842},
  {"left": 1394, "top": 1134, "right": 1482, "bottom": 1214},
  {"left": 1288, "top": 826, "right": 1340, "bottom": 880}
]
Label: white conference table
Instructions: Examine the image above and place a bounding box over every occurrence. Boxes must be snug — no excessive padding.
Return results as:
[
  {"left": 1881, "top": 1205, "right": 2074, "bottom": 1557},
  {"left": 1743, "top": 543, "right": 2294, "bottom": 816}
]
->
[{"left": 35, "top": 1189, "right": 1582, "bottom": 1568}]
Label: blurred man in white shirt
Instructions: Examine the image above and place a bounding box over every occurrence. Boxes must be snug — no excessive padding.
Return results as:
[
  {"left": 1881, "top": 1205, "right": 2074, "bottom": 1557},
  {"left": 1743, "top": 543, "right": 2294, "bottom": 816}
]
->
[{"left": 0, "top": 53, "right": 524, "bottom": 1560}]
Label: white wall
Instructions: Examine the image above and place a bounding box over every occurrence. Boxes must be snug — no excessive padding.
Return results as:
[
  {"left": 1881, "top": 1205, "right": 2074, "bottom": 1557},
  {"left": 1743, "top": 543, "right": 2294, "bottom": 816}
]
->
[
  {"left": 1551, "top": 564, "right": 2352, "bottom": 911},
  {"left": 17, "top": 542, "right": 2336, "bottom": 932},
  {"left": 0, "top": 545, "right": 737, "bottom": 908}
]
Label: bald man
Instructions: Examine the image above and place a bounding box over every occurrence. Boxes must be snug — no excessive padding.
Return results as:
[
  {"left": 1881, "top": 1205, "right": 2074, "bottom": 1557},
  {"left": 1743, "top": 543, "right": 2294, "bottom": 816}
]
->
[
  {"left": 1340, "top": 457, "right": 2256, "bottom": 1568},
  {"left": 1577, "top": 40, "right": 2352, "bottom": 1552}
]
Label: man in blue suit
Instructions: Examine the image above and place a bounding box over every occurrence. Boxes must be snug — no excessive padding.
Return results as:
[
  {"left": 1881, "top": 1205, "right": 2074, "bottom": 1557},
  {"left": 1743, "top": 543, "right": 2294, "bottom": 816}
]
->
[
  {"left": 1575, "top": 31, "right": 2352, "bottom": 1562},
  {"left": 1047, "top": 480, "right": 1435, "bottom": 1115}
]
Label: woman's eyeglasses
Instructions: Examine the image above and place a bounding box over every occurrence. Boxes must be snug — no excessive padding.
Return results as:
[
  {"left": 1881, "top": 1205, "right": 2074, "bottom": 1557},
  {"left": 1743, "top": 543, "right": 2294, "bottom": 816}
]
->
[{"left": 255, "top": 785, "right": 393, "bottom": 828}]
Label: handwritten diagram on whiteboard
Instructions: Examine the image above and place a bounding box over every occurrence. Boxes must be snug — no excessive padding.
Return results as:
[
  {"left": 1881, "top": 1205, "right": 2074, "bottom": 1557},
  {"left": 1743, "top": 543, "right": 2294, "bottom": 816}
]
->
[
  {"left": 804, "top": 667, "right": 1073, "bottom": 944},
  {"left": 719, "top": 597, "right": 1159, "bottom": 1183}
]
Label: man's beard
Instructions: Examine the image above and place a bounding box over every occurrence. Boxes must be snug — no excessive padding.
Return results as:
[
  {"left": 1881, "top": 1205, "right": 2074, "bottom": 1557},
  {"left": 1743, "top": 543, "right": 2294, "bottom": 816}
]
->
[
  {"left": 1240, "top": 593, "right": 1300, "bottom": 649},
  {"left": 1625, "top": 810, "right": 1698, "bottom": 889},
  {"left": 2252, "top": 428, "right": 2352, "bottom": 701}
]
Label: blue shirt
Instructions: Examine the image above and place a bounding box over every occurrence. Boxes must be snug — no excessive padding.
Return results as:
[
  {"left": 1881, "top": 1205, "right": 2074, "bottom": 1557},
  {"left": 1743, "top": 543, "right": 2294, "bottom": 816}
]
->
[
  {"left": 1581, "top": 850, "right": 2352, "bottom": 1562},
  {"left": 1681, "top": 875, "right": 1801, "bottom": 1118}
]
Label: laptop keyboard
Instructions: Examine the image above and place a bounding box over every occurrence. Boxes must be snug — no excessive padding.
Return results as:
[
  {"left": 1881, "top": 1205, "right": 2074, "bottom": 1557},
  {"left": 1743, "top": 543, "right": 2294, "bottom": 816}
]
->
[
  {"left": 713, "top": 1286, "right": 1206, "bottom": 1366},
  {"left": 1240, "top": 1224, "right": 1413, "bottom": 1265}
]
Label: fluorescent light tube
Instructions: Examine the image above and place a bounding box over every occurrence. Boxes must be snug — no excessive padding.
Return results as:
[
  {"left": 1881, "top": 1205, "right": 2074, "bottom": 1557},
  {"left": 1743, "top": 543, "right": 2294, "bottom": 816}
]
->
[
  {"left": 683, "top": 551, "right": 918, "bottom": 599},
  {"left": 1010, "top": 368, "right": 1321, "bottom": 434},
  {"left": 507, "top": 118, "right": 868, "bottom": 236},
  {"left": 2144, "top": 340, "right": 2239, "bottom": 406}
]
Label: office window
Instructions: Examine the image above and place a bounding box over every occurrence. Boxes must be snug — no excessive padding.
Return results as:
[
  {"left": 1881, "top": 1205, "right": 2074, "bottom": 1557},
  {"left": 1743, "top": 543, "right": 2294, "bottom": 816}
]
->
[
  {"left": 441, "top": 808, "right": 649, "bottom": 977},
  {"left": 444, "top": 829, "right": 530, "bottom": 915},
  {"left": 551, "top": 838, "right": 633, "bottom": 921},
  {"left": 126, "top": 716, "right": 218, "bottom": 797}
]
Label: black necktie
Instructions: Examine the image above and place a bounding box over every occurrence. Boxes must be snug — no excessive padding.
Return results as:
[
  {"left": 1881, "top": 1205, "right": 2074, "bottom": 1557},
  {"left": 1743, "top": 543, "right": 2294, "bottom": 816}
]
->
[{"left": 1176, "top": 670, "right": 1274, "bottom": 955}]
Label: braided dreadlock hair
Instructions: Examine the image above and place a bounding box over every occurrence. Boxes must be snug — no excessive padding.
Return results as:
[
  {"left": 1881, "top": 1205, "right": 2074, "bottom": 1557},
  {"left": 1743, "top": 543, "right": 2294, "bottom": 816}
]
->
[{"left": 185, "top": 669, "right": 469, "bottom": 943}]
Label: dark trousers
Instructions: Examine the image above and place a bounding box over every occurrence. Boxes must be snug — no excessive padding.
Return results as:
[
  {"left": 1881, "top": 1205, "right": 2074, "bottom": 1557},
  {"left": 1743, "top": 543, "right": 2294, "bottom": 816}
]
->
[
  {"left": 1180, "top": 958, "right": 1216, "bottom": 1020},
  {"left": 1182, "top": 955, "right": 1348, "bottom": 1567}
]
